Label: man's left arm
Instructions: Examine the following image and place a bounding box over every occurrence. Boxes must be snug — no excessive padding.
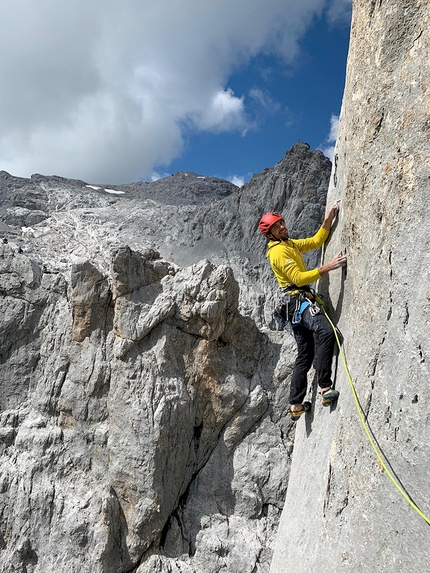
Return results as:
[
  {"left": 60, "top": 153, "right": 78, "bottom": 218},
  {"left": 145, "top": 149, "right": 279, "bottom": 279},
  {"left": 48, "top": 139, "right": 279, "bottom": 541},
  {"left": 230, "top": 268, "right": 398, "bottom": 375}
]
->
[
  {"left": 294, "top": 226, "right": 329, "bottom": 253},
  {"left": 296, "top": 200, "right": 341, "bottom": 253}
]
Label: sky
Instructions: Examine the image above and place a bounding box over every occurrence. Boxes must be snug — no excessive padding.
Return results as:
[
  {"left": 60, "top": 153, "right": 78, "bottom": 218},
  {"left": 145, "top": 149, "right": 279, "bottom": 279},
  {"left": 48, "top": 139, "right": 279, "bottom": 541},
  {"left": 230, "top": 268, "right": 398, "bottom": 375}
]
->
[{"left": 0, "top": 0, "right": 351, "bottom": 186}]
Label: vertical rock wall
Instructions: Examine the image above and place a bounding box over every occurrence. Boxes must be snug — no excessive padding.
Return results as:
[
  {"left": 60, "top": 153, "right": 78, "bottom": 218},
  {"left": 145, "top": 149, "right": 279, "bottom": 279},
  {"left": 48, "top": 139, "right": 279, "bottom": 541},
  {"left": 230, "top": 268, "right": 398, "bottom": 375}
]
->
[{"left": 270, "top": 1, "right": 430, "bottom": 572}]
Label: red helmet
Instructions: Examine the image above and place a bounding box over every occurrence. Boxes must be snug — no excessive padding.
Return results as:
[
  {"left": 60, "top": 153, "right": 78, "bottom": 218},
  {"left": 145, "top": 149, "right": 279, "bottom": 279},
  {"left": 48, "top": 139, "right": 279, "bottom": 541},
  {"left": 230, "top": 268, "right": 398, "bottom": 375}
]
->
[{"left": 258, "top": 212, "right": 284, "bottom": 236}]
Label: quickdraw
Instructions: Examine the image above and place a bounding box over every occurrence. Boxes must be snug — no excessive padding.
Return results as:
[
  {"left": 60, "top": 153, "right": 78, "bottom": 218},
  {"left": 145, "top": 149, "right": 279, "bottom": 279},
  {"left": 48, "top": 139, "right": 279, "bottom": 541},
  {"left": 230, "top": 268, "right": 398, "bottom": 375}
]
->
[{"left": 291, "top": 298, "right": 310, "bottom": 328}]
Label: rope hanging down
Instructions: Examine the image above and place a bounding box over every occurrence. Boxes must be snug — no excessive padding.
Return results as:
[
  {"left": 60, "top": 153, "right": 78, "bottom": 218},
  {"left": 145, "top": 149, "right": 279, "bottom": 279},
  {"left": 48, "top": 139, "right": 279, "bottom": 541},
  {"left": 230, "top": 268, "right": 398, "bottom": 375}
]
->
[{"left": 321, "top": 307, "right": 430, "bottom": 526}]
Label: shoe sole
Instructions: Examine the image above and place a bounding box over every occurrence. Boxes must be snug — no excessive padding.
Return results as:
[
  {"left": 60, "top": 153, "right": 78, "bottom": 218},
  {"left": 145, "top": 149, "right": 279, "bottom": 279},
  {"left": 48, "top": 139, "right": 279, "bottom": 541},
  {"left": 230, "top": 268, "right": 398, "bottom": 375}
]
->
[
  {"left": 290, "top": 401, "right": 311, "bottom": 421},
  {"left": 321, "top": 389, "right": 339, "bottom": 407}
]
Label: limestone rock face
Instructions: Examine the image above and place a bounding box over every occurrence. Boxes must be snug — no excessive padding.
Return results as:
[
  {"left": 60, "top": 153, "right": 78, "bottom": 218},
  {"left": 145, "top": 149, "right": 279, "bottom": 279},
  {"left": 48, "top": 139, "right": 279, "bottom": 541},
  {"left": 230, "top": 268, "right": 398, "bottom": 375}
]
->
[
  {"left": 270, "top": 2, "right": 430, "bottom": 572},
  {"left": 0, "top": 144, "right": 331, "bottom": 573},
  {"left": 0, "top": 242, "right": 289, "bottom": 573}
]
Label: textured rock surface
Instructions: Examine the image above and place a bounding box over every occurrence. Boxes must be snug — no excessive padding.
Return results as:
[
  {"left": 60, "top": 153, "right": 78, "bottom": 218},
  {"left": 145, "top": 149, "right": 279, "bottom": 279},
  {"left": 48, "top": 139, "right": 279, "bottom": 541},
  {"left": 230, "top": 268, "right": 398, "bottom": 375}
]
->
[
  {"left": 270, "top": 1, "right": 430, "bottom": 572},
  {"left": 0, "top": 242, "right": 284, "bottom": 573},
  {"left": 0, "top": 144, "right": 331, "bottom": 572},
  {"left": 0, "top": 143, "right": 330, "bottom": 327}
]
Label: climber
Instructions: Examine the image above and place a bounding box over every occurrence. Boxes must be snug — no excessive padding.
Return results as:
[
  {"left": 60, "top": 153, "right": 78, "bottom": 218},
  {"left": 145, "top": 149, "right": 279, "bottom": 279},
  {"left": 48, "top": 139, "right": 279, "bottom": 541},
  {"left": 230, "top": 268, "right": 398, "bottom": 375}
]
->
[{"left": 259, "top": 201, "right": 347, "bottom": 421}]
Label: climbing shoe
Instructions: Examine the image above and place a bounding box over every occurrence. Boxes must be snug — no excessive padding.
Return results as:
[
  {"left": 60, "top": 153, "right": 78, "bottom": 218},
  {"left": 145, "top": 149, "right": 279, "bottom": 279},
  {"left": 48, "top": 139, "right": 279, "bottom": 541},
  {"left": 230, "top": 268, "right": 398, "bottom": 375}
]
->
[
  {"left": 321, "top": 388, "right": 339, "bottom": 407},
  {"left": 290, "top": 401, "right": 311, "bottom": 421}
]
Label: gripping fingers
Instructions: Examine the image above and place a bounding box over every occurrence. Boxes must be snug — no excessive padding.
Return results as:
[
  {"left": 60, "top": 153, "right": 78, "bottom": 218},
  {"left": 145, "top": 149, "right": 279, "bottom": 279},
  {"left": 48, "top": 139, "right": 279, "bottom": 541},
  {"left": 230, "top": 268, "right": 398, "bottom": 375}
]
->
[
  {"left": 331, "top": 251, "right": 347, "bottom": 269},
  {"left": 330, "top": 199, "right": 341, "bottom": 213},
  {"left": 336, "top": 252, "right": 347, "bottom": 267}
]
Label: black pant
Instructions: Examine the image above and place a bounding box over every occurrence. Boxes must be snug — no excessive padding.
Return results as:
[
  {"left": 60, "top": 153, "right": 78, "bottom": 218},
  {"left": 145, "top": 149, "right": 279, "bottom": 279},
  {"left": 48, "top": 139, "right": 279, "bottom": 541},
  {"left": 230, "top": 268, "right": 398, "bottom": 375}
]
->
[{"left": 289, "top": 306, "right": 335, "bottom": 404}]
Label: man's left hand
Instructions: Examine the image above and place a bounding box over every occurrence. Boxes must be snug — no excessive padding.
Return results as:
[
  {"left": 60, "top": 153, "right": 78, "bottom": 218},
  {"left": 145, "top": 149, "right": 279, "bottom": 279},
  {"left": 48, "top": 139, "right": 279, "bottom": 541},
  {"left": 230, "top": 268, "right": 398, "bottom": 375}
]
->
[{"left": 322, "top": 199, "right": 341, "bottom": 230}]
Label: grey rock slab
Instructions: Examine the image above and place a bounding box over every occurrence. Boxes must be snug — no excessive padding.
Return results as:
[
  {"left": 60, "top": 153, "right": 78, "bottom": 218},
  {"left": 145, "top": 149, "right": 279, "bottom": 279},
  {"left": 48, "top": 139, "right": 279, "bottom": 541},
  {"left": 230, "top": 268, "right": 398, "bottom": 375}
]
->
[{"left": 270, "top": 1, "right": 430, "bottom": 572}]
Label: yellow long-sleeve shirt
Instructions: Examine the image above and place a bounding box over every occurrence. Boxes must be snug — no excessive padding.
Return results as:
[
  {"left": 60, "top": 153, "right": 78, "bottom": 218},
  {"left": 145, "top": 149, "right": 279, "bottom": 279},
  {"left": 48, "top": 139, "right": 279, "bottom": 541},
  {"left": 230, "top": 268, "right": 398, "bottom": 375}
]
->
[{"left": 266, "top": 226, "right": 329, "bottom": 289}]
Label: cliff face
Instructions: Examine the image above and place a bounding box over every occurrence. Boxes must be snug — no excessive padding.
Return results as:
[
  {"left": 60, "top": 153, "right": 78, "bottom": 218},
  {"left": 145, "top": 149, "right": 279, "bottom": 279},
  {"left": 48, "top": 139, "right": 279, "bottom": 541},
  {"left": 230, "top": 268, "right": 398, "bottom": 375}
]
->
[
  {"left": 0, "top": 241, "right": 282, "bottom": 573},
  {"left": 0, "top": 145, "right": 331, "bottom": 573},
  {"left": 270, "top": 1, "right": 430, "bottom": 571}
]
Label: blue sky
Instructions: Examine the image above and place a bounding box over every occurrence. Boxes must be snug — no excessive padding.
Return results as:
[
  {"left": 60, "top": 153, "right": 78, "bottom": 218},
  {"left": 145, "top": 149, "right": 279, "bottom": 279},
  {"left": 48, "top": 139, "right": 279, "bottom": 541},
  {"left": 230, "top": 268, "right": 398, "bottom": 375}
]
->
[
  {"left": 168, "top": 12, "right": 351, "bottom": 185},
  {"left": 0, "top": 0, "right": 351, "bottom": 185}
]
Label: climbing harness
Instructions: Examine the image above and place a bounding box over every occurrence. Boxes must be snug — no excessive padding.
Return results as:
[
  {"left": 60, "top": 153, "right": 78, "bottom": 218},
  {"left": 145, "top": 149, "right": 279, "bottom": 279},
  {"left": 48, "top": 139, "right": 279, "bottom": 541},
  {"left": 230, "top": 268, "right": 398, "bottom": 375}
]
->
[
  {"left": 273, "top": 285, "right": 322, "bottom": 330},
  {"left": 321, "top": 304, "right": 430, "bottom": 527}
]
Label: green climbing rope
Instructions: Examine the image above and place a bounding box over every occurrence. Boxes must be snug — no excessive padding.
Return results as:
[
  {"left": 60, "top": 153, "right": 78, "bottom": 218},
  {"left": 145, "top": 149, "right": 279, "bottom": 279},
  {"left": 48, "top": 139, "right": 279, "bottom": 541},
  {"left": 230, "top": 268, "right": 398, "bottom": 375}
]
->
[{"left": 322, "top": 307, "right": 430, "bottom": 526}]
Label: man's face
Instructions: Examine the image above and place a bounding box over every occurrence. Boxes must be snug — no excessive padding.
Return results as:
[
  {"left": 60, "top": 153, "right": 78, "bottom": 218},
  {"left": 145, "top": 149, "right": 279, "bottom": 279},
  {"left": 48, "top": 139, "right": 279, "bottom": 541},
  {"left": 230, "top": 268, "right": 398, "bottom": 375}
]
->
[{"left": 269, "top": 219, "right": 288, "bottom": 240}]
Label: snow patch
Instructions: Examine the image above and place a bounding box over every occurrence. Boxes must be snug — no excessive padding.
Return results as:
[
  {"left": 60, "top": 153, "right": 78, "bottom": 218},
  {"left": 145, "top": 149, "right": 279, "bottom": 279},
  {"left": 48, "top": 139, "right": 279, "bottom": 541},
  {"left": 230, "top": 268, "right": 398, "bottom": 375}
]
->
[
  {"left": 104, "top": 189, "right": 125, "bottom": 195},
  {"left": 86, "top": 184, "right": 125, "bottom": 195}
]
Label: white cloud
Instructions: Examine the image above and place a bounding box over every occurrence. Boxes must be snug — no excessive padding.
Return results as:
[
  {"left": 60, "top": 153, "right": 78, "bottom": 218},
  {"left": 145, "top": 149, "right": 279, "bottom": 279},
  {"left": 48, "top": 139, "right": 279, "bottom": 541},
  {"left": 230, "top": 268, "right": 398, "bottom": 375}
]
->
[
  {"left": 193, "top": 89, "right": 246, "bottom": 132},
  {"left": 327, "top": 0, "right": 352, "bottom": 24},
  {"left": 151, "top": 171, "right": 172, "bottom": 182},
  {"left": 229, "top": 175, "right": 246, "bottom": 187},
  {"left": 249, "top": 87, "right": 281, "bottom": 115},
  {"left": 0, "top": 0, "right": 337, "bottom": 183},
  {"left": 320, "top": 113, "right": 339, "bottom": 161},
  {"left": 328, "top": 114, "right": 339, "bottom": 141}
]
